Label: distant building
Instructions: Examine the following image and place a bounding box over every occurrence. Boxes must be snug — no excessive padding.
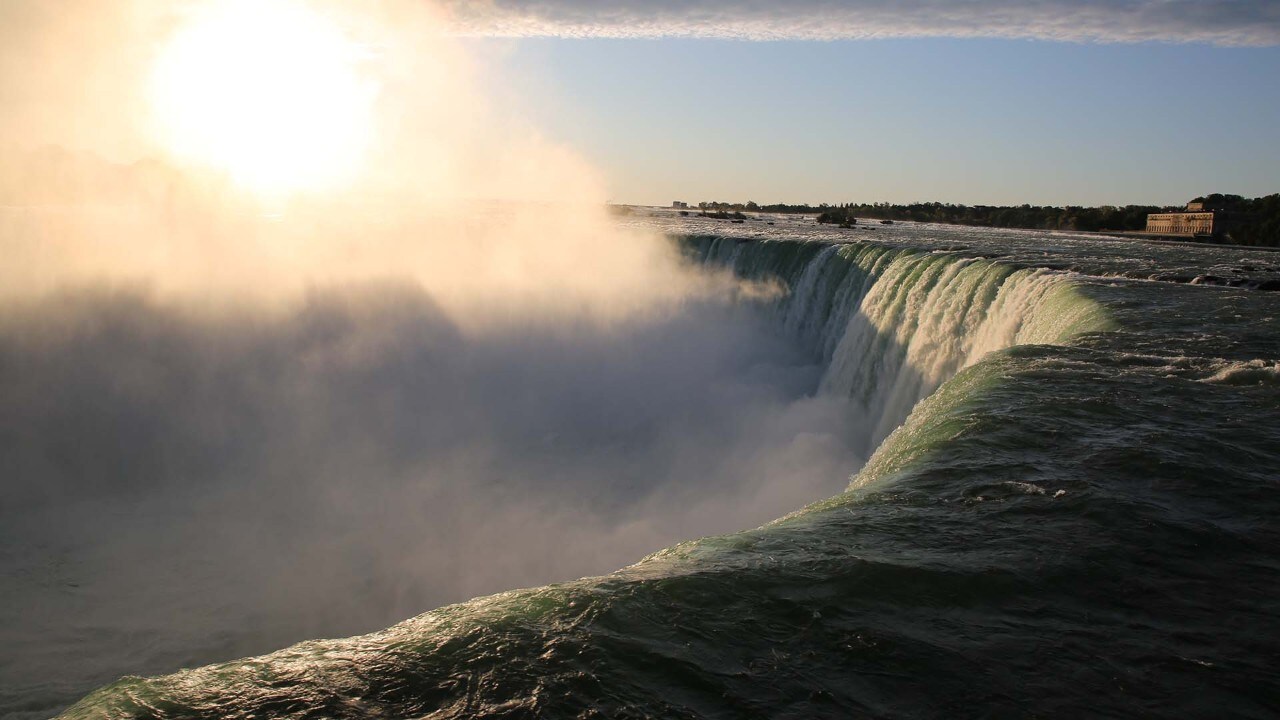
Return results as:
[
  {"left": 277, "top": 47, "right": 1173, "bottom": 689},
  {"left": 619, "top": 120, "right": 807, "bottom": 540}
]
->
[
  {"left": 1144, "top": 197, "right": 1256, "bottom": 242},
  {"left": 1145, "top": 212, "right": 1217, "bottom": 237},
  {"left": 672, "top": 201, "right": 689, "bottom": 209}
]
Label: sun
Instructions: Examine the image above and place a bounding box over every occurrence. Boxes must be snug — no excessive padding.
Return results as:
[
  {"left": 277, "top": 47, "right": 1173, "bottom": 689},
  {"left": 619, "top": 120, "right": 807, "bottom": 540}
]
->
[{"left": 150, "top": 0, "right": 375, "bottom": 196}]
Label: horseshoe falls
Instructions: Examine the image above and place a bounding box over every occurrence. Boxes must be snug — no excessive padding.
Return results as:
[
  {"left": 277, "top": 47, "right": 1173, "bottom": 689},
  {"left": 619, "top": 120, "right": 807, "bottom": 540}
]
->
[
  {"left": 17, "top": 219, "right": 1280, "bottom": 719},
  {"left": 687, "top": 236, "right": 1114, "bottom": 457}
]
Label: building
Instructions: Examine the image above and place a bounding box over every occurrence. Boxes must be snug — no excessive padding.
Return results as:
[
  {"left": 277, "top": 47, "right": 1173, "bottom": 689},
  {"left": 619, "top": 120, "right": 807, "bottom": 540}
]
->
[
  {"left": 1144, "top": 199, "right": 1230, "bottom": 238},
  {"left": 672, "top": 201, "right": 689, "bottom": 209},
  {"left": 1145, "top": 211, "right": 1217, "bottom": 237}
]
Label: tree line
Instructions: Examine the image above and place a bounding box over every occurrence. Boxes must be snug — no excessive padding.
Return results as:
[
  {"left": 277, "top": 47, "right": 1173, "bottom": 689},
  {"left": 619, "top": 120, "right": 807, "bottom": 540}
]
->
[
  {"left": 691, "top": 195, "right": 1280, "bottom": 246},
  {"left": 1193, "top": 194, "right": 1280, "bottom": 247}
]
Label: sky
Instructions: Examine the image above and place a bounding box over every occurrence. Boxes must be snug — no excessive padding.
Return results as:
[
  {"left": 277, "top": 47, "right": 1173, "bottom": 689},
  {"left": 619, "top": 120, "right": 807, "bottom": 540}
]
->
[
  {"left": 448, "top": 0, "right": 1280, "bottom": 206},
  {"left": 1, "top": 0, "right": 1278, "bottom": 207}
]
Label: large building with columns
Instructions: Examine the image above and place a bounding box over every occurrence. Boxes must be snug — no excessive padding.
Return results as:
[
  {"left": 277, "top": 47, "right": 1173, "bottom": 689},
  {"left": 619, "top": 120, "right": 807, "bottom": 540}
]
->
[{"left": 1144, "top": 211, "right": 1217, "bottom": 237}]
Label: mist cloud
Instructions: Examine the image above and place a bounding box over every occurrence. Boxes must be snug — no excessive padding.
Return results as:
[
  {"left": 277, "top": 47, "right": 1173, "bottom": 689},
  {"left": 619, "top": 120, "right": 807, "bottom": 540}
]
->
[
  {"left": 0, "top": 1, "right": 872, "bottom": 715},
  {"left": 1, "top": 281, "right": 864, "bottom": 715},
  {"left": 0, "top": 7, "right": 861, "bottom": 705},
  {"left": 438, "top": 0, "right": 1280, "bottom": 45}
]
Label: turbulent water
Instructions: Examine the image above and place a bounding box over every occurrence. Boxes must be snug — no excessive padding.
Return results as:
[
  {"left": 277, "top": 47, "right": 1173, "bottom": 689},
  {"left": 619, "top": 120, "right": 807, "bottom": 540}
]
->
[{"left": 15, "top": 214, "right": 1280, "bottom": 718}]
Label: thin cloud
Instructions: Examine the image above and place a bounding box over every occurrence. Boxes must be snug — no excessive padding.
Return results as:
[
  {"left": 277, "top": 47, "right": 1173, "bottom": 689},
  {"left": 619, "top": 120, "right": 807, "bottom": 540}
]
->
[{"left": 438, "top": 0, "right": 1280, "bottom": 45}]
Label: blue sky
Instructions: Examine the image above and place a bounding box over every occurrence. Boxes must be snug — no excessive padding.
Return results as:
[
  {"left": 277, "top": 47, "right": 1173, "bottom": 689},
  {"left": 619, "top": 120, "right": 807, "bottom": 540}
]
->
[
  {"left": 472, "top": 37, "right": 1280, "bottom": 206},
  {"left": 3, "top": 0, "right": 1276, "bottom": 208}
]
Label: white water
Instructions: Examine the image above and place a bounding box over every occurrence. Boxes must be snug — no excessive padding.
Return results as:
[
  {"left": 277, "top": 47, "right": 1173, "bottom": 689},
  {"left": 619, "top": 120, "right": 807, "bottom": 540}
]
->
[{"left": 690, "top": 237, "right": 1115, "bottom": 454}]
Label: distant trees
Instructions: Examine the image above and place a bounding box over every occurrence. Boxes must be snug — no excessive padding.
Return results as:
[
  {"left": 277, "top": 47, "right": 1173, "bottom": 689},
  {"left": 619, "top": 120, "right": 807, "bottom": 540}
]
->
[
  {"left": 694, "top": 195, "right": 1280, "bottom": 246},
  {"left": 680, "top": 194, "right": 1280, "bottom": 244},
  {"left": 696, "top": 200, "right": 748, "bottom": 220},
  {"left": 809, "top": 201, "right": 1164, "bottom": 232},
  {"left": 1191, "top": 194, "right": 1280, "bottom": 247},
  {"left": 1235, "top": 195, "right": 1280, "bottom": 246}
]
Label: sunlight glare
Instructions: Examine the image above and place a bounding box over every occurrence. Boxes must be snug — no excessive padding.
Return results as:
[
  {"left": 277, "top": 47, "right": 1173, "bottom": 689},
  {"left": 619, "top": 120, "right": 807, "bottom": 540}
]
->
[{"left": 150, "top": 0, "right": 375, "bottom": 196}]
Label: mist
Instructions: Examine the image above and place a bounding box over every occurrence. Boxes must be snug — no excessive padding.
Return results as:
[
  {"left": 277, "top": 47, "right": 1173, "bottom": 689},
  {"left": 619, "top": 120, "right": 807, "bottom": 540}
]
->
[
  {"left": 0, "top": 279, "right": 863, "bottom": 711},
  {"left": 0, "top": 1, "right": 870, "bottom": 716}
]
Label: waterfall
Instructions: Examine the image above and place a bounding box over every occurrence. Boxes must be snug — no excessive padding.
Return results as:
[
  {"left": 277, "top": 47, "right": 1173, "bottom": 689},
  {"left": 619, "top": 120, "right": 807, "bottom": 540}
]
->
[{"left": 683, "top": 235, "right": 1114, "bottom": 454}]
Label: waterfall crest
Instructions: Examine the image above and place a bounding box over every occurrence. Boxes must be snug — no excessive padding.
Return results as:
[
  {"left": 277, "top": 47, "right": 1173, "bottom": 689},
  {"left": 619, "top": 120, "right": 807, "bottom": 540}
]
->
[{"left": 683, "top": 236, "right": 1115, "bottom": 456}]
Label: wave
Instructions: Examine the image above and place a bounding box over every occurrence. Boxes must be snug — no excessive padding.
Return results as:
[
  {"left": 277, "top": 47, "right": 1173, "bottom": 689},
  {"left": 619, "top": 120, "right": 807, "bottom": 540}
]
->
[{"left": 1197, "top": 358, "right": 1280, "bottom": 386}]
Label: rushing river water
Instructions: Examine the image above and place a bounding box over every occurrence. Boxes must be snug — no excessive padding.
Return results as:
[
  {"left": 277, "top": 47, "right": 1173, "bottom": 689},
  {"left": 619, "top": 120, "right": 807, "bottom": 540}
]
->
[{"left": 7, "top": 212, "right": 1280, "bottom": 718}]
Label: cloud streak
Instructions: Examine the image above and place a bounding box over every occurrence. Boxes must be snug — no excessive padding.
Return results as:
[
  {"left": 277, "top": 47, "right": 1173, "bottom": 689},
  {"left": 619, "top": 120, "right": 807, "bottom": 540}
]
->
[{"left": 438, "top": 0, "right": 1280, "bottom": 45}]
